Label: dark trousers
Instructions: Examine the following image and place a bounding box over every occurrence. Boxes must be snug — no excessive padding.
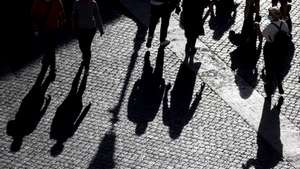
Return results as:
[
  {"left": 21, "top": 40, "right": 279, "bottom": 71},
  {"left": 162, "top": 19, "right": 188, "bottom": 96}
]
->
[
  {"left": 148, "top": 4, "right": 172, "bottom": 42},
  {"left": 43, "top": 30, "right": 57, "bottom": 72},
  {"left": 263, "top": 42, "right": 283, "bottom": 94},
  {"left": 78, "top": 28, "right": 96, "bottom": 62}
]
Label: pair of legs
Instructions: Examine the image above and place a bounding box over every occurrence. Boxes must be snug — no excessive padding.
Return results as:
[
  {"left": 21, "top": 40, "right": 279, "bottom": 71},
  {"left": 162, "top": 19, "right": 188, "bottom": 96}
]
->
[
  {"left": 147, "top": 4, "right": 172, "bottom": 47},
  {"left": 263, "top": 43, "right": 284, "bottom": 96},
  {"left": 43, "top": 30, "right": 58, "bottom": 77},
  {"left": 78, "top": 28, "right": 96, "bottom": 67}
]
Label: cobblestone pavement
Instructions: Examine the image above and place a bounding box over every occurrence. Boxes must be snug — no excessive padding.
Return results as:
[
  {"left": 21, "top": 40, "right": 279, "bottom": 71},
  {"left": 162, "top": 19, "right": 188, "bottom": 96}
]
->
[
  {"left": 198, "top": 0, "right": 300, "bottom": 129},
  {"left": 0, "top": 0, "right": 299, "bottom": 168}
]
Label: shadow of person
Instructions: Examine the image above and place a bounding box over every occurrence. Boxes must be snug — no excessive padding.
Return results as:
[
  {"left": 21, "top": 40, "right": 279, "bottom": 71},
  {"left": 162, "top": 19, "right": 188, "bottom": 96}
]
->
[
  {"left": 6, "top": 63, "right": 54, "bottom": 152},
  {"left": 163, "top": 58, "right": 205, "bottom": 139},
  {"left": 209, "top": 0, "right": 238, "bottom": 40},
  {"left": 228, "top": 6, "right": 262, "bottom": 99},
  {"left": 242, "top": 96, "right": 284, "bottom": 169},
  {"left": 88, "top": 128, "right": 116, "bottom": 169},
  {"left": 262, "top": 39, "right": 295, "bottom": 97},
  {"left": 50, "top": 62, "right": 91, "bottom": 157},
  {"left": 128, "top": 47, "right": 166, "bottom": 136},
  {"left": 109, "top": 18, "right": 147, "bottom": 124}
]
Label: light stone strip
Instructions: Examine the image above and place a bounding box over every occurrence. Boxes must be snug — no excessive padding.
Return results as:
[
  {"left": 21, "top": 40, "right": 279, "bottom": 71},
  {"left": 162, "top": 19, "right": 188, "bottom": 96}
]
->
[{"left": 167, "top": 17, "right": 300, "bottom": 169}]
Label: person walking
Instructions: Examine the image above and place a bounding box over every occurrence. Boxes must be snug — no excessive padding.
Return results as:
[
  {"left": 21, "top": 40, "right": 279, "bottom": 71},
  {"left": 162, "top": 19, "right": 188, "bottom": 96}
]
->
[
  {"left": 72, "top": 0, "right": 104, "bottom": 68},
  {"left": 272, "top": 0, "right": 292, "bottom": 32},
  {"left": 146, "top": 0, "right": 180, "bottom": 48},
  {"left": 260, "top": 7, "right": 290, "bottom": 96},
  {"left": 244, "top": 0, "right": 261, "bottom": 22},
  {"left": 32, "top": 0, "right": 65, "bottom": 80},
  {"left": 180, "top": 0, "right": 210, "bottom": 61}
]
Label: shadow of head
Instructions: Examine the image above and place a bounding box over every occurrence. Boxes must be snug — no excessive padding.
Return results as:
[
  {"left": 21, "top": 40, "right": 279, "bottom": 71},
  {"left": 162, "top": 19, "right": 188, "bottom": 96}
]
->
[
  {"left": 7, "top": 120, "right": 23, "bottom": 152},
  {"left": 10, "top": 137, "right": 23, "bottom": 152},
  {"left": 51, "top": 141, "right": 64, "bottom": 157}
]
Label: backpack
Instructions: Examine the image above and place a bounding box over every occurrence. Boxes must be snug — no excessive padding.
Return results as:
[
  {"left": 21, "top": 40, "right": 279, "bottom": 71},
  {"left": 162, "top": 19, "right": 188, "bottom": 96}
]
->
[{"left": 271, "top": 21, "right": 290, "bottom": 51}]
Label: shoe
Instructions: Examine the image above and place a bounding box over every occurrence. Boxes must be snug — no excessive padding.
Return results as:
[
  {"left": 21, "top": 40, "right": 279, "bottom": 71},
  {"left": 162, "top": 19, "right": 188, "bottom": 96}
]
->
[
  {"left": 146, "top": 37, "right": 153, "bottom": 48},
  {"left": 278, "top": 85, "right": 284, "bottom": 94},
  {"left": 160, "top": 40, "right": 170, "bottom": 47},
  {"left": 49, "top": 69, "right": 56, "bottom": 82}
]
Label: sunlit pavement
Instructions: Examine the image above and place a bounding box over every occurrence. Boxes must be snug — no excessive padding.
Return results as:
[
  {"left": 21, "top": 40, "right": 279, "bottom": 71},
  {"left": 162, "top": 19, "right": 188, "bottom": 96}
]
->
[{"left": 0, "top": 0, "right": 299, "bottom": 168}]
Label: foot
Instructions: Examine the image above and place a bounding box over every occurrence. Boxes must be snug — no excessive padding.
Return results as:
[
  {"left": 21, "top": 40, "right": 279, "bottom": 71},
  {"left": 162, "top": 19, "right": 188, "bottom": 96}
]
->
[
  {"left": 278, "top": 85, "right": 284, "bottom": 94},
  {"left": 160, "top": 40, "right": 170, "bottom": 48},
  {"left": 146, "top": 37, "right": 153, "bottom": 48},
  {"left": 49, "top": 69, "right": 56, "bottom": 82}
]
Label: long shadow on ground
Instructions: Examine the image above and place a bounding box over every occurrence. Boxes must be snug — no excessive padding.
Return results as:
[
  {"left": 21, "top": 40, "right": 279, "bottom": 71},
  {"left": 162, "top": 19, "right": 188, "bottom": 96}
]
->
[
  {"left": 243, "top": 96, "right": 284, "bottom": 169},
  {"left": 127, "top": 47, "right": 165, "bottom": 136},
  {"left": 6, "top": 62, "right": 54, "bottom": 152}
]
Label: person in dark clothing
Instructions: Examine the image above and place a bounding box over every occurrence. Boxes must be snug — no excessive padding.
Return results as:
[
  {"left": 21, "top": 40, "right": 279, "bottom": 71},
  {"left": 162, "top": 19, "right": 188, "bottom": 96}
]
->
[
  {"left": 228, "top": 0, "right": 262, "bottom": 93},
  {"left": 272, "top": 0, "right": 292, "bottom": 33},
  {"left": 32, "top": 0, "right": 65, "bottom": 80},
  {"left": 180, "top": 0, "right": 210, "bottom": 59},
  {"left": 259, "top": 7, "right": 290, "bottom": 97},
  {"left": 72, "top": 0, "right": 104, "bottom": 69},
  {"left": 146, "top": 0, "right": 180, "bottom": 48}
]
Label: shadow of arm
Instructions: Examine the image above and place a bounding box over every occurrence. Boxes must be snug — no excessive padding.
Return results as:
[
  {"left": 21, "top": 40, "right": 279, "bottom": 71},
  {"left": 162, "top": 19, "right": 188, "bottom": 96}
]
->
[
  {"left": 40, "top": 95, "right": 51, "bottom": 115},
  {"left": 73, "top": 103, "right": 91, "bottom": 135},
  {"left": 189, "top": 83, "right": 205, "bottom": 115}
]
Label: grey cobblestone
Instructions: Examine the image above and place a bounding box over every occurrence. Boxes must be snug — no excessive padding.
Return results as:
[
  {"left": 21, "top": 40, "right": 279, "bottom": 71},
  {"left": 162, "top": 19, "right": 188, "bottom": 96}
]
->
[
  {"left": 0, "top": 9, "right": 297, "bottom": 169},
  {"left": 196, "top": 0, "right": 300, "bottom": 128}
]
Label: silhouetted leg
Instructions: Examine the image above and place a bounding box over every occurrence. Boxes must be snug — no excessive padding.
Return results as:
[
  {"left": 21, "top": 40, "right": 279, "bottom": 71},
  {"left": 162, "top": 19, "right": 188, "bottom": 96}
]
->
[
  {"left": 185, "top": 35, "right": 197, "bottom": 61},
  {"left": 85, "top": 29, "right": 96, "bottom": 66},
  {"left": 160, "top": 10, "right": 171, "bottom": 43},
  {"left": 162, "top": 83, "right": 171, "bottom": 126},
  {"left": 35, "top": 63, "right": 49, "bottom": 88},
  {"left": 263, "top": 43, "right": 275, "bottom": 97},
  {"left": 77, "top": 68, "right": 88, "bottom": 97},
  {"left": 79, "top": 28, "right": 96, "bottom": 67},
  {"left": 147, "top": 5, "right": 160, "bottom": 47},
  {"left": 275, "top": 70, "right": 284, "bottom": 94},
  {"left": 153, "top": 47, "right": 164, "bottom": 80},
  {"left": 44, "top": 30, "right": 57, "bottom": 76},
  {"left": 69, "top": 64, "right": 84, "bottom": 95}
]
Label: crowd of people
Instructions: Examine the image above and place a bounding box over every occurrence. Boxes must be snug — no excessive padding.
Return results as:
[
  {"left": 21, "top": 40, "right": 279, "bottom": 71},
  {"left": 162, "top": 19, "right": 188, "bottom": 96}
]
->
[
  {"left": 5, "top": 0, "right": 295, "bottom": 156},
  {"left": 31, "top": 0, "right": 293, "bottom": 97}
]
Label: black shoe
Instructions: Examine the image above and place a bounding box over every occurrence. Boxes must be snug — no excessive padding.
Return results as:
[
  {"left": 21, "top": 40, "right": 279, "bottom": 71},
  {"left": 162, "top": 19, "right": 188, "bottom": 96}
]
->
[
  {"left": 146, "top": 37, "right": 153, "bottom": 48},
  {"left": 278, "top": 85, "right": 284, "bottom": 94}
]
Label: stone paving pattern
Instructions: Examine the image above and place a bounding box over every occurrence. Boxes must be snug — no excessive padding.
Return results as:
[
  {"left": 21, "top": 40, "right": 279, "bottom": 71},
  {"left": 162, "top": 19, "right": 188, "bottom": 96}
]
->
[
  {"left": 197, "top": 0, "right": 300, "bottom": 128},
  {"left": 0, "top": 0, "right": 299, "bottom": 168}
]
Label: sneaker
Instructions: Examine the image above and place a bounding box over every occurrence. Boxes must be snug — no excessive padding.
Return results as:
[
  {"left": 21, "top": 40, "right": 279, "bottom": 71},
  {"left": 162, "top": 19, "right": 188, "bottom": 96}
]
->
[
  {"left": 160, "top": 40, "right": 170, "bottom": 47},
  {"left": 146, "top": 37, "right": 153, "bottom": 48}
]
